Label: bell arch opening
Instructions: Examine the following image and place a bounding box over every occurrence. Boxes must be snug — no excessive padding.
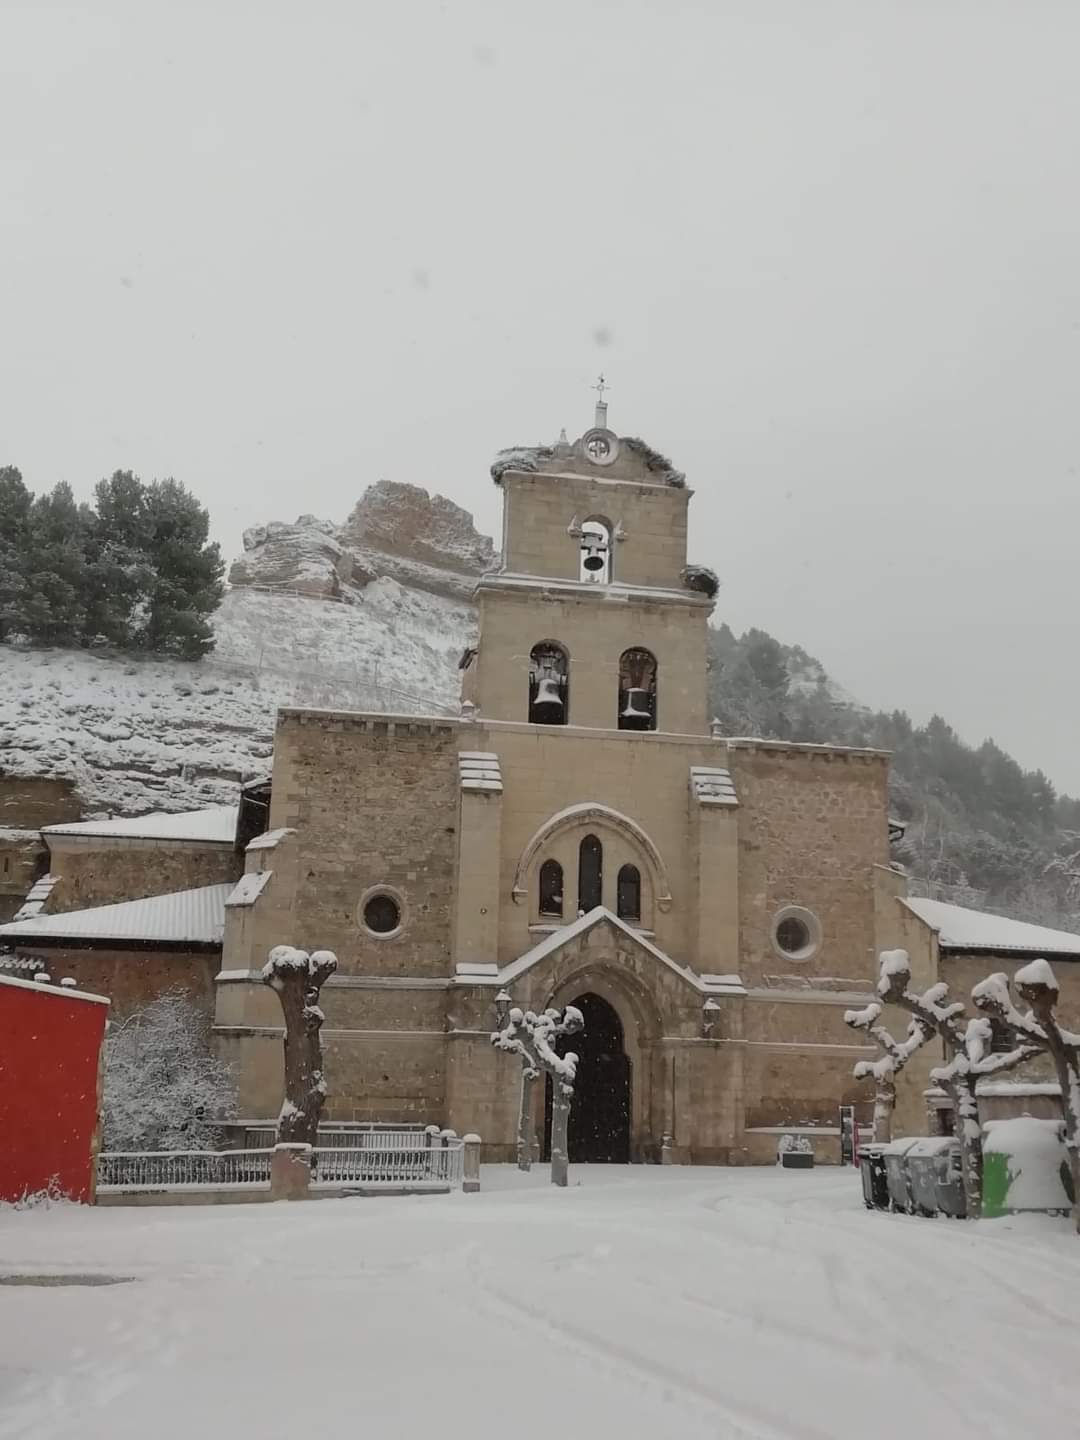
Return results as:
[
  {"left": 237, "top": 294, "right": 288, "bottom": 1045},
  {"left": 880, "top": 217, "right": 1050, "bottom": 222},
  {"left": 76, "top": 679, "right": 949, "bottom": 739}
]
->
[
  {"left": 579, "top": 517, "right": 613, "bottom": 583},
  {"left": 543, "top": 992, "right": 631, "bottom": 1164},
  {"left": 618, "top": 648, "right": 657, "bottom": 731},
  {"left": 529, "top": 642, "right": 568, "bottom": 725}
]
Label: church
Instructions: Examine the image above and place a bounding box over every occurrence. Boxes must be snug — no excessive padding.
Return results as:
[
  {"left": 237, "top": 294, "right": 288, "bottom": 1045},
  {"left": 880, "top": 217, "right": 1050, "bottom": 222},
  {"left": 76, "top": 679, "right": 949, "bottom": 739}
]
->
[{"left": 211, "top": 398, "right": 901, "bottom": 1164}]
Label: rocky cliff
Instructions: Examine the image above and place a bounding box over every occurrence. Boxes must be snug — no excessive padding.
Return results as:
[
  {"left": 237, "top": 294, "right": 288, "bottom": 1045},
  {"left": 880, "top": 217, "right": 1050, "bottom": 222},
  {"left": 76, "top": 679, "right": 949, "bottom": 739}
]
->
[
  {"left": 229, "top": 480, "right": 496, "bottom": 603},
  {"left": 2, "top": 480, "right": 485, "bottom": 817}
]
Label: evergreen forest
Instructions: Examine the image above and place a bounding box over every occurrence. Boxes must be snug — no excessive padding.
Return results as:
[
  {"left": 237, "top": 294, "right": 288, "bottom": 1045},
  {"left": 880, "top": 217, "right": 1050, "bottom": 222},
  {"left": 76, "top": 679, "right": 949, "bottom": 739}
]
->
[{"left": 0, "top": 467, "right": 224, "bottom": 660}]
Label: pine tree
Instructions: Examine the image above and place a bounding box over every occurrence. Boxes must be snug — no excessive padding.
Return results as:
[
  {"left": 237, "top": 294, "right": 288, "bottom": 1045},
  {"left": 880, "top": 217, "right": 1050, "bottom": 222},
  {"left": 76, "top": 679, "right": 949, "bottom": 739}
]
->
[
  {"left": 22, "top": 482, "right": 89, "bottom": 645},
  {"left": 142, "top": 478, "right": 224, "bottom": 659},
  {"left": 0, "top": 466, "right": 32, "bottom": 641}
]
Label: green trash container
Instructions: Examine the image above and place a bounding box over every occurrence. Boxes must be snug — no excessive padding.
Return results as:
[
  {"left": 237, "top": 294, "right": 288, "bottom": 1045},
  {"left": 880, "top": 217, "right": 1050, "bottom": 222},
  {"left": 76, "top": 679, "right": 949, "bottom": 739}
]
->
[
  {"left": 983, "top": 1118, "right": 1071, "bottom": 1218},
  {"left": 906, "top": 1137, "right": 958, "bottom": 1217},
  {"left": 881, "top": 1137, "right": 919, "bottom": 1213}
]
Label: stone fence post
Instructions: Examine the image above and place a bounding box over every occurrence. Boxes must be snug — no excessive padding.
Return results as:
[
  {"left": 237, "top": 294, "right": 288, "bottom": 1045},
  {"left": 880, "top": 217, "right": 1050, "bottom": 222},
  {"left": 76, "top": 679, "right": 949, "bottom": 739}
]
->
[
  {"left": 271, "top": 1142, "right": 312, "bottom": 1200},
  {"left": 462, "top": 1134, "right": 481, "bottom": 1193}
]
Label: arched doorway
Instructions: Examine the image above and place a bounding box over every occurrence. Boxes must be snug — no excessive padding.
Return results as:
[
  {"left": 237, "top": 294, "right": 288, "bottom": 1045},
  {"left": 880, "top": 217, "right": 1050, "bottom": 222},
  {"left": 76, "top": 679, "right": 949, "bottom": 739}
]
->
[{"left": 544, "top": 992, "right": 631, "bottom": 1163}]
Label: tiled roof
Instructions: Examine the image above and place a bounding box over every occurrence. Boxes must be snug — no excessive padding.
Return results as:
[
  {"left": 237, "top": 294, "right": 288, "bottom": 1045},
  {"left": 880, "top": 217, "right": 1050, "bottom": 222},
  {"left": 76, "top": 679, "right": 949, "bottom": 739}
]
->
[
  {"left": 903, "top": 896, "right": 1080, "bottom": 956},
  {"left": 689, "top": 766, "right": 738, "bottom": 806},
  {"left": 43, "top": 805, "right": 238, "bottom": 844},
  {"left": 0, "top": 884, "right": 230, "bottom": 945}
]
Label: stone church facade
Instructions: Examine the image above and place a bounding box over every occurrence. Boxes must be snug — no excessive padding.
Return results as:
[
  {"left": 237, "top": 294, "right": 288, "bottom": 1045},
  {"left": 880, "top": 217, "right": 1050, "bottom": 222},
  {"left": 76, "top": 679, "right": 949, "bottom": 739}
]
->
[{"left": 213, "top": 413, "right": 900, "bottom": 1163}]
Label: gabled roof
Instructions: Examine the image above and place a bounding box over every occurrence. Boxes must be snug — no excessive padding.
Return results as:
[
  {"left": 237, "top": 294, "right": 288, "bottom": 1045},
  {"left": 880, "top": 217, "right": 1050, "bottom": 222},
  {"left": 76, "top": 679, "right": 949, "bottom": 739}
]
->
[
  {"left": 0, "top": 884, "right": 230, "bottom": 946},
  {"left": 903, "top": 896, "right": 1080, "bottom": 957},
  {"left": 43, "top": 805, "right": 238, "bottom": 844},
  {"left": 456, "top": 906, "right": 744, "bottom": 995}
]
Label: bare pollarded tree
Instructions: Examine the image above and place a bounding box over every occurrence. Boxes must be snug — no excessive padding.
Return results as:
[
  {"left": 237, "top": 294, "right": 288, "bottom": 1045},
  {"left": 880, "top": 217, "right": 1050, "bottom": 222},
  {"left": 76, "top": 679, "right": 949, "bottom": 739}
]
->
[
  {"left": 261, "top": 945, "right": 338, "bottom": 1146},
  {"left": 875, "top": 949, "right": 1040, "bottom": 1218},
  {"left": 843, "top": 998, "right": 935, "bottom": 1143},
  {"left": 972, "top": 959, "right": 1080, "bottom": 1233},
  {"left": 492, "top": 993, "right": 584, "bottom": 1186}
]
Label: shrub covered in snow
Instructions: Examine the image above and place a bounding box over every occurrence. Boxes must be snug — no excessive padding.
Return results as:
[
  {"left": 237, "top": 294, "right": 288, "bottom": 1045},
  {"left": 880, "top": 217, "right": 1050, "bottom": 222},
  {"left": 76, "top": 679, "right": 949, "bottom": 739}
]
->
[{"left": 102, "top": 992, "right": 238, "bottom": 1151}]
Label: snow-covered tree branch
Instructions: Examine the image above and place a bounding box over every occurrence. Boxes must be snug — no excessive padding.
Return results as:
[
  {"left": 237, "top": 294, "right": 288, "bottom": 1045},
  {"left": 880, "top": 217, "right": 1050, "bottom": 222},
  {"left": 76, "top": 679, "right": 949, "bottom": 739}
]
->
[
  {"left": 875, "top": 949, "right": 1034, "bottom": 1218},
  {"left": 843, "top": 998, "right": 935, "bottom": 1142},
  {"left": 102, "top": 991, "right": 238, "bottom": 1151},
  {"left": 261, "top": 945, "right": 338, "bottom": 1146},
  {"left": 972, "top": 959, "right": 1080, "bottom": 1232},
  {"left": 492, "top": 996, "right": 584, "bottom": 1186}
]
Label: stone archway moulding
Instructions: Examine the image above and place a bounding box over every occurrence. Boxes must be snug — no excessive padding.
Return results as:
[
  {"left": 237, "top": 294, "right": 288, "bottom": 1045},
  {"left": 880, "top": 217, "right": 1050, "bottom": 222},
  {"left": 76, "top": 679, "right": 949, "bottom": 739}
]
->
[{"left": 511, "top": 802, "right": 673, "bottom": 912}]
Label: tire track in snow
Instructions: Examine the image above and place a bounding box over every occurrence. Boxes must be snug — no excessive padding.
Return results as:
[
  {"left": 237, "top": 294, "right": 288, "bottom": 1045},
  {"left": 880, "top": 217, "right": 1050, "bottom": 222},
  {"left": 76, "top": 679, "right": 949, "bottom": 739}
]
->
[{"left": 466, "top": 1247, "right": 835, "bottom": 1440}]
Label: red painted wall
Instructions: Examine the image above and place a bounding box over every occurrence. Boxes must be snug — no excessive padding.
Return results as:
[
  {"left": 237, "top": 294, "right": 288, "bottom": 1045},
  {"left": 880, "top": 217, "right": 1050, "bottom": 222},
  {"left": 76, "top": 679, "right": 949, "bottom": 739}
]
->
[{"left": 0, "top": 975, "right": 109, "bottom": 1203}]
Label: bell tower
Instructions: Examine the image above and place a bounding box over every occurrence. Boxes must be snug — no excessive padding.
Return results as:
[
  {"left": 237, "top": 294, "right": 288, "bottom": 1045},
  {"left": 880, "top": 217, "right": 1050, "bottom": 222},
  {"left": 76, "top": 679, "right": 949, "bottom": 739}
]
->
[{"left": 467, "top": 386, "right": 717, "bottom": 735}]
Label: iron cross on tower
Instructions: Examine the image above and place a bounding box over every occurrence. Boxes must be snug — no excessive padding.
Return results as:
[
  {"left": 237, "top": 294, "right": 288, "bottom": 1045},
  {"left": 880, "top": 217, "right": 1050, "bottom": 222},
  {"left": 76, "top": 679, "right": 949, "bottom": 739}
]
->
[{"left": 591, "top": 373, "right": 610, "bottom": 436}]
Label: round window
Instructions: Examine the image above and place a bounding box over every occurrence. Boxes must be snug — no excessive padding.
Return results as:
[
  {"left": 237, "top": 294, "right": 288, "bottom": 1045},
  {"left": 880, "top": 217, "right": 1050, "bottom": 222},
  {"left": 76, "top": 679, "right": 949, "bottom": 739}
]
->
[
  {"left": 771, "top": 906, "right": 820, "bottom": 961},
  {"left": 363, "top": 893, "right": 401, "bottom": 935}
]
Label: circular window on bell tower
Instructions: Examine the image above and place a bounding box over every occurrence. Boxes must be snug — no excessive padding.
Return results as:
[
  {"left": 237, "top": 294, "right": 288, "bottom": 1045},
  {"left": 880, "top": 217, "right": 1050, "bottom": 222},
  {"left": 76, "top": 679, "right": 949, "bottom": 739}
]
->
[
  {"left": 358, "top": 886, "right": 405, "bottom": 938},
  {"left": 582, "top": 428, "right": 619, "bottom": 466}
]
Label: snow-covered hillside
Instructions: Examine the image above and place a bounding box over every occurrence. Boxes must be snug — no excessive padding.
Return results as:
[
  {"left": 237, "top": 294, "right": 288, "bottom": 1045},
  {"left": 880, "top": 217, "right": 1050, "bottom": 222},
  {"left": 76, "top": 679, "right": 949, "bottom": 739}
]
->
[{"left": 0, "top": 584, "right": 473, "bottom": 816}]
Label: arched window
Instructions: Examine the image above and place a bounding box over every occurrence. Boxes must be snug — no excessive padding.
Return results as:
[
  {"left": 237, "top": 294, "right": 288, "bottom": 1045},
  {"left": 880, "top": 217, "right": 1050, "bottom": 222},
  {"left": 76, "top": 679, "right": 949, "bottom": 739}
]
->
[
  {"left": 580, "top": 518, "right": 613, "bottom": 583},
  {"left": 529, "top": 642, "right": 568, "bottom": 725},
  {"left": 616, "top": 864, "right": 641, "bottom": 922},
  {"left": 578, "top": 834, "right": 603, "bottom": 914},
  {"left": 618, "top": 648, "right": 657, "bottom": 731},
  {"left": 538, "top": 859, "right": 564, "bottom": 919}
]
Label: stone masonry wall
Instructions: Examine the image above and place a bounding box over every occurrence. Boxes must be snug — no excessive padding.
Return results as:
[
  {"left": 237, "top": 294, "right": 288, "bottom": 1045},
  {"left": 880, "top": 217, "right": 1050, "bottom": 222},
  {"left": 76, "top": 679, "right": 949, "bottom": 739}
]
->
[
  {"left": 45, "top": 841, "right": 240, "bottom": 913},
  {"left": 0, "top": 831, "right": 47, "bottom": 923},
  {"left": 728, "top": 745, "right": 890, "bottom": 990},
  {"left": 0, "top": 776, "right": 81, "bottom": 829},
  {"left": 11, "top": 944, "right": 219, "bottom": 1019},
  {"left": 268, "top": 712, "right": 460, "bottom": 978},
  {"left": 500, "top": 472, "right": 691, "bottom": 589}
]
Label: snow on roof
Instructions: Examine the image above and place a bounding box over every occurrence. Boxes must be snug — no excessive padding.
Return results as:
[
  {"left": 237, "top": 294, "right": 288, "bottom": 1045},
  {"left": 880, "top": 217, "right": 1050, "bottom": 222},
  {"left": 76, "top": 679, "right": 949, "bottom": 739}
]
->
[
  {"left": 459, "top": 752, "right": 503, "bottom": 793},
  {"left": 12, "top": 873, "right": 58, "bottom": 921},
  {"left": 0, "top": 972, "right": 109, "bottom": 1006},
  {"left": 246, "top": 827, "right": 295, "bottom": 852},
  {"left": 690, "top": 766, "right": 737, "bottom": 807},
  {"left": 903, "top": 896, "right": 1080, "bottom": 956},
  {"left": 43, "top": 805, "right": 238, "bottom": 844},
  {"left": 226, "top": 871, "right": 273, "bottom": 907},
  {"left": 0, "top": 884, "right": 231, "bottom": 945}
]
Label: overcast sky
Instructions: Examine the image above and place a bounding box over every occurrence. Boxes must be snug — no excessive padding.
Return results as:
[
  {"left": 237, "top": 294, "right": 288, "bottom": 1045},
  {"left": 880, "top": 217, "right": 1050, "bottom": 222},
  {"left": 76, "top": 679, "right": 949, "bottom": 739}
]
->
[{"left": 3, "top": 1, "right": 1079, "bottom": 792}]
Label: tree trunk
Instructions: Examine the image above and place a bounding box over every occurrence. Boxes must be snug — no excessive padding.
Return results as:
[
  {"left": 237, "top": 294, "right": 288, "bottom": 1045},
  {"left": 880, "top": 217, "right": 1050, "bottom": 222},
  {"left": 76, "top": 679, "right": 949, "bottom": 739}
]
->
[
  {"left": 550, "top": 1081, "right": 571, "bottom": 1188},
  {"left": 265, "top": 953, "right": 335, "bottom": 1147},
  {"left": 872, "top": 1078, "right": 895, "bottom": 1144},
  {"left": 949, "top": 1076, "right": 983, "bottom": 1219},
  {"left": 1018, "top": 986, "right": 1080, "bottom": 1234},
  {"left": 516, "top": 1067, "right": 535, "bottom": 1172},
  {"left": 1041, "top": 1037, "right": 1080, "bottom": 1233}
]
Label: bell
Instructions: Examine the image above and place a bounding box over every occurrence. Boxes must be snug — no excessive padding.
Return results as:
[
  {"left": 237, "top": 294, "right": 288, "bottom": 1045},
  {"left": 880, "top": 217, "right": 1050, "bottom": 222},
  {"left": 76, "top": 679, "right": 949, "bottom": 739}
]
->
[
  {"left": 582, "top": 547, "right": 605, "bottom": 572},
  {"left": 620, "top": 687, "right": 652, "bottom": 729},
  {"left": 532, "top": 674, "right": 564, "bottom": 722}
]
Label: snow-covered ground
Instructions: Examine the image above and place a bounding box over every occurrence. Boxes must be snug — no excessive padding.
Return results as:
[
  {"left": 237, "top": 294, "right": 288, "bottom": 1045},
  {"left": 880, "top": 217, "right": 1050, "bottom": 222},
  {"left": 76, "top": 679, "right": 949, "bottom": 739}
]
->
[
  {"left": 0, "top": 585, "right": 472, "bottom": 815},
  {"left": 1, "top": 1165, "right": 1077, "bottom": 1440}
]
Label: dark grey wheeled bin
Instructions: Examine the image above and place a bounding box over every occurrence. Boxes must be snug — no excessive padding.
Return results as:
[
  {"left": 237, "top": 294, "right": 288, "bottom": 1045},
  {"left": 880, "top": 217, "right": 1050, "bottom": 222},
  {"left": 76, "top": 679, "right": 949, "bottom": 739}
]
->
[
  {"left": 906, "top": 1137, "right": 963, "bottom": 1218},
  {"left": 881, "top": 1137, "right": 920, "bottom": 1213},
  {"left": 859, "top": 1144, "right": 889, "bottom": 1209}
]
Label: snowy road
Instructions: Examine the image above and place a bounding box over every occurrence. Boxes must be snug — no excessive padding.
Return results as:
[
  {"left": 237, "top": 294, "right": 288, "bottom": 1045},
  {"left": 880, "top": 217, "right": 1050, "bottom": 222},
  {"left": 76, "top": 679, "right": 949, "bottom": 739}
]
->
[{"left": 1, "top": 1165, "right": 1077, "bottom": 1440}]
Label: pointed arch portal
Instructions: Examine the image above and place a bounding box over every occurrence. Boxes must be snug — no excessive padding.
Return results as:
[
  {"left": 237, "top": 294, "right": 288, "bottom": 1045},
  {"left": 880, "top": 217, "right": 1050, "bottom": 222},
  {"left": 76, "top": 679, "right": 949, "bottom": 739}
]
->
[{"left": 543, "top": 992, "right": 631, "bottom": 1164}]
